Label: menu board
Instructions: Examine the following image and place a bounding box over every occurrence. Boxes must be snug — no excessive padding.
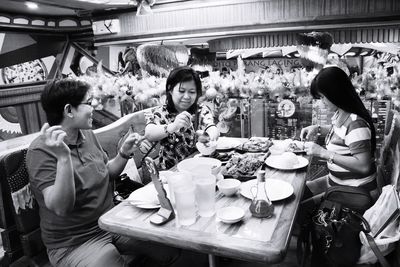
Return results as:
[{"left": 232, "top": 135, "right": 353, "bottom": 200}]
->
[
  {"left": 221, "top": 98, "right": 313, "bottom": 139},
  {"left": 218, "top": 97, "right": 389, "bottom": 144},
  {"left": 265, "top": 100, "right": 312, "bottom": 140}
]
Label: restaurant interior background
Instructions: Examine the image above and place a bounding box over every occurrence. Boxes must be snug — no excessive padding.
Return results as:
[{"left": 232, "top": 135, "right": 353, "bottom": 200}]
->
[
  {"left": 0, "top": 0, "right": 400, "bottom": 265},
  {"left": 0, "top": 0, "right": 400, "bottom": 148}
]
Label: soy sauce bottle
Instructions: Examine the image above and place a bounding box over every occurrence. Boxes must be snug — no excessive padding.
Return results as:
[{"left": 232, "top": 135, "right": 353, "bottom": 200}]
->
[{"left": 249, "top": 170, "right": 274, "bottom": 218}]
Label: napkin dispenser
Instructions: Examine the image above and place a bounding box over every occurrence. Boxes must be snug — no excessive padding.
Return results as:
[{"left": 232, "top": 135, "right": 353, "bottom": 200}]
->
[{"left": 144, "top": 157, "right": 175, "bottom": 225}]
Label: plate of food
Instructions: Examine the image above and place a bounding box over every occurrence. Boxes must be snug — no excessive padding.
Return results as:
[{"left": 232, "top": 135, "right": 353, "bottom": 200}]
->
[
  {"left": 222, "top": 152, "right": 267, "bottom": 181},
  {"left": 265, "top": 152, "right": 309, "bottom": 170},
  {"left": 270, "top": 139, "right": 306, "bottom": 155},
  {"left": 235, "top": 137, "right": 273, "bottom": 153},
  {"left": 216, "top": 137, "right": 244, "bottom": 151},
  {"left": 240, "top": 178, "right": 294, "bottom": 201},
  {"left": 286, "top": 140, "right": 306, "bottom": 154}
]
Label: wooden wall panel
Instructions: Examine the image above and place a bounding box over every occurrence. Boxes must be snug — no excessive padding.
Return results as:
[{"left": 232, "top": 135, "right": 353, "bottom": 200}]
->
[
  {"left": 208, "top": 27, "right": 400, "bottom": 51},
  {"left": 95, "top": 0, "right": 400, "bottom": 46},
  {"left": 0, "top": 82, "right": 46, "bottom": 134},
  {"left": 14, "top": 103, "right": 45, "bottom": 135}
]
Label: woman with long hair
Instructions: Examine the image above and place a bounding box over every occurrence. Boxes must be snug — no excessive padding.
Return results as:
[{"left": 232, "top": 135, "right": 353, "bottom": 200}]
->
[
  {"left": 144, "top": 66, "right": 218, "bottom": 169},
  {"left": 301, "top": 66, "right": 378, "bottom": 200}
]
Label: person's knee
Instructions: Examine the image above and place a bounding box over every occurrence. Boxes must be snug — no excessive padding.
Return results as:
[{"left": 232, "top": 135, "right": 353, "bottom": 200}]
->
[{"left": 90, "top": 244, "right": 125, "bottom": 267}]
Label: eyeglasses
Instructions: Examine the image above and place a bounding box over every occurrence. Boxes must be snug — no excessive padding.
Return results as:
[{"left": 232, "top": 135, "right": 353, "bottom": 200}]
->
[{"left": 79, "top": 98, "right": 93, "bottom": 107}]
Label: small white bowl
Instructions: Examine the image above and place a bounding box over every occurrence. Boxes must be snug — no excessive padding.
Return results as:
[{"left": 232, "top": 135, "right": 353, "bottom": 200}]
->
[
  {"left": 217, "top": 179, "right": 241, "bottom": 196},
  {"left": 217, "top": 206, "right": 245, "bottom": 224},
  {"left": 196, "top": 141, "right": 217, "bottom": 156}
]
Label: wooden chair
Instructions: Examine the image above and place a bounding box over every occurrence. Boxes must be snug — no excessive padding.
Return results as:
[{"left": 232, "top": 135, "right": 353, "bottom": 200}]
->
[
  {"left": 384, "top": 108, "right": 395, "bottom": 136},
  {"left": 377, "top": 111, "right": 400, "bottom": 192},
  {"left": 0, "top": 149, "right": 49, "bottom": 266}
]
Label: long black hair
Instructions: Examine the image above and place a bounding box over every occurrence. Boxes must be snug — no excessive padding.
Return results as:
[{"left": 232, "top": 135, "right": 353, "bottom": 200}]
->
[
  {"left": 310, "top": 66, "right": 376, "bottom": 154},
  {"left": 165, "top": 66, "right": 202, "bottom": 115}
]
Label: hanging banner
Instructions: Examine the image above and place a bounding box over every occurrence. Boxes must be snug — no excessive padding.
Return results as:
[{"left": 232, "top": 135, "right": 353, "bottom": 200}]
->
[{"left": 211, "top": 58, "right": 302, "bottom": 72}]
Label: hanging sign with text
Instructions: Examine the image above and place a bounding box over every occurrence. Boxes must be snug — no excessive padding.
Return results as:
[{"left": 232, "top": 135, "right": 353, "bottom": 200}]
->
[{"left": 212, "top": 58, "right": 302, "bottom": 72}]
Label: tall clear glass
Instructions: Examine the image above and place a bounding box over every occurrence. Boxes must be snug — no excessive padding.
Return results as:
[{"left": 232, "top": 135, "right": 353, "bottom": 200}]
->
[
  {"left": 174, "top": 182, "right": 197, "bottom": 226},
  {"left": 166, "top": 172, "right": 188, "bottom": 208},
  {"left": 194, "top": 173, "right": 216, "bottom": 217}
]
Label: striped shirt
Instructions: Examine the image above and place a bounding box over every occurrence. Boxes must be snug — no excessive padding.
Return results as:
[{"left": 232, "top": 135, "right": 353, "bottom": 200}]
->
[{"left": 326, "top": 110, "right": 376, "bottom": 187}]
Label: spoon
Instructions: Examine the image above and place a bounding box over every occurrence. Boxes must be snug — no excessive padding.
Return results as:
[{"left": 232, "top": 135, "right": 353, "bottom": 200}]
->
[{"left": 196, "top": 130, "right": 211, "bottom": 144}]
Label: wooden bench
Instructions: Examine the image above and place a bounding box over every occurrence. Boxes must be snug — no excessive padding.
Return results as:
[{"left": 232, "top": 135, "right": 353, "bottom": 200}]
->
[{"left": 0, "top": 108, "right": 158, "bottom": 266}]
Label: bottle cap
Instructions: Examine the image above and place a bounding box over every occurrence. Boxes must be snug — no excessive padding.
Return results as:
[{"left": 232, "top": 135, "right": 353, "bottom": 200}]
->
[{"left": 256, "top": 170, "right": 266, "bottom": 182}]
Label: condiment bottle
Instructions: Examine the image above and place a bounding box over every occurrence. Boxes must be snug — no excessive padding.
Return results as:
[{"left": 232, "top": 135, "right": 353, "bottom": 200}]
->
[{"left": 249, "top": 170, "right": 274, "bottom": 218}]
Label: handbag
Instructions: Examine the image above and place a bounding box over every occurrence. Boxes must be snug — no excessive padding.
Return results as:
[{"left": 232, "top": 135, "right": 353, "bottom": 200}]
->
[
  {"left": 311, "top": 196, "right": 370, "bottom": 266},
  {"left": 298, "top": 185, "right": 374, "bottom": 267},
  {"left": 113, "top": 173, "right": 144, "bottom": 204}
]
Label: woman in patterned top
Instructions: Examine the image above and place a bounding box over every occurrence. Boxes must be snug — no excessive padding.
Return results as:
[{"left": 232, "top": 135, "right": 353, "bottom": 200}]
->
[
  {"left": 145, "top": 66, "right": 218, "bottom": 170},
  {"left": 300, "top": 66, "right": 378, "bottom": 200}
]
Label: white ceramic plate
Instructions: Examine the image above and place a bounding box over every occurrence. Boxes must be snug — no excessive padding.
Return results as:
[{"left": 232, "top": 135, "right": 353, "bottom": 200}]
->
[
  {"left": 177, "top": 157, "right": 222, "bottom": 173},
  {"left": 216, "top": 137, "right": 243, "bottom": 150},
  {"left": 126, "top": 183, "right": 169, "bottom": 209},
  {"left": 240, "top": 179, "right": 294, "bottom": 201},
  {"left": 217, "top": 206, "right": 245, "bottom": 224},
  {"left": 134, "top": 203, "right": 160, "bottom": 209},
  {"left": 265, "top": 155, "right": 309, "bottom": 170}
]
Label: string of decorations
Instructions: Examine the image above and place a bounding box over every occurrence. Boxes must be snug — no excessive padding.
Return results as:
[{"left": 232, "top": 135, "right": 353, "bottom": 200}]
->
[{"left": 76, "top": 57, "right": 400, "bottom": 112}]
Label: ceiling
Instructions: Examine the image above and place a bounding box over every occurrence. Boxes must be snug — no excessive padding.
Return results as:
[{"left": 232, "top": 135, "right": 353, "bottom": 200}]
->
[{"left": 0, "top": 0, "right": 135, "bottom": 17}]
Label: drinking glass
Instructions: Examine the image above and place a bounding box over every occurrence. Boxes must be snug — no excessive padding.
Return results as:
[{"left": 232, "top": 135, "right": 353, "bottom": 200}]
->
[
  {"left": 173, "top": 182, "right": 197, "bottom": 226},
  {"left": 194, "top": 173, "right": 216, "bottom": 217},
  {"left": 166, "top": 172, "right": 190, "bottom": 208}
]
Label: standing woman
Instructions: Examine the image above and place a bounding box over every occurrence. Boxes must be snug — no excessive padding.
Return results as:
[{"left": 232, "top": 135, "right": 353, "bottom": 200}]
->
[
  {"left": 300, "top": 66, "right": 378, "bottom": 200},
  {"left": 145, "top": 66, "right": 218, "bottom": 170}
]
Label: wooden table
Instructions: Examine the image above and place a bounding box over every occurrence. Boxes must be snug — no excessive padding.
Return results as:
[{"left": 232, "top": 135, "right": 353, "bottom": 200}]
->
[{"left": 99, "top": 142, "right": 308, "bottom": 265}]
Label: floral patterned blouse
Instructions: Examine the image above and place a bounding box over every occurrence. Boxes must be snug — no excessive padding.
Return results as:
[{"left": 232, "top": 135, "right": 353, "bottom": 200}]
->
[{"left": 145, "top": 104, "right": 215, "bottom": 170}]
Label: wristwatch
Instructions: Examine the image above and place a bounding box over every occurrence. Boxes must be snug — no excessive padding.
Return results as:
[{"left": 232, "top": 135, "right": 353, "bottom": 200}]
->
[
  {"left": 328, "top": 152, "right": 335, "bottom": 164},
  {"left": 119, "top": 149, "right": 133, "bottom": 160}
]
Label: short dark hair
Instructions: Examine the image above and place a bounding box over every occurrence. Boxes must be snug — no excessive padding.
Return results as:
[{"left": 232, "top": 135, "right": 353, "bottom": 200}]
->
[
  {"left": 310, "top": 66, "right": 376, "bottom": 153},
  {"left": 165, "top": 66, "right": 202, "bottom": 114},
  {"left": 41, "top": 79, "right": 90, "bottom": 126}
]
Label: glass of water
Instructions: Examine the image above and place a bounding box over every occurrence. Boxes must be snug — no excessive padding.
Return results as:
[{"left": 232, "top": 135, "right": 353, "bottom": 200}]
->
[
  {"left": 173, "top": 180, "right": 197, "bottom": 226},
  {"left": 194, "top": 173, "right": 216, "bottom": 217}
]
